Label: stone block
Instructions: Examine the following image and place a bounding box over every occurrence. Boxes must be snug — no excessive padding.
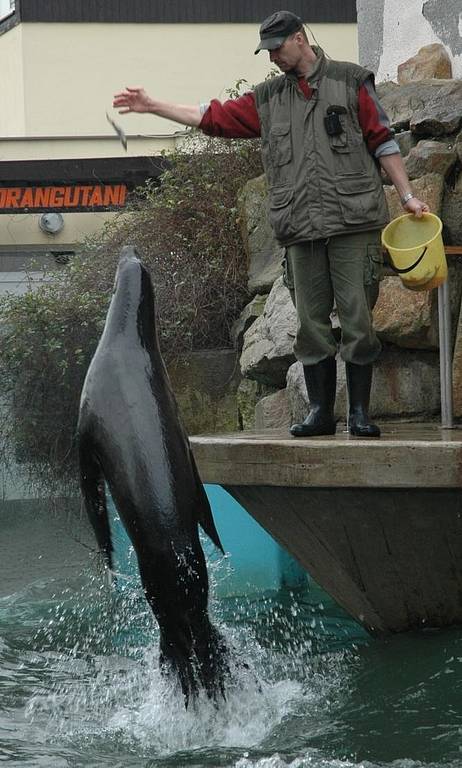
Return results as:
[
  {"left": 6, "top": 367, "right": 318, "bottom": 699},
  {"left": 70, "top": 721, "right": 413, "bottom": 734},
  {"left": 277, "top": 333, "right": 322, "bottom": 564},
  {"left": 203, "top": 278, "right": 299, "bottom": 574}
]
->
[
  {"left": 236, "top": 378, "right": 276, "bottom": 430},
  {"left": 378, "top": 80, "right": 462, "bottom": 135},
  {"left": 238, "top": 174, "right": 283, "bottom": 295},
  {"left": 168, "top": 349, "right": 240, "bottom": 434},
  {"left": 384, "top": 172, "right": 444, "bottom": 221},
  {"left": 370, "top": 346, "right": 440, "bottom": 417},
  {"left": 230, "top": 293, "right": 267, "bottom": 352},
  {"left": 373, "top": 276, "right": 437, "bottom": 350},
  {"left": 394, "top": 130, "right": 417, "bottom": 158},
  {"left": 240, "top": 276, "right": 297, "bottom": 387},
  {"left": 404, "top": 140, "right": 457, "bottom": 181},
  {"left": 254, "top": 388, "right": 291, "bottom": 430},
  {"left": 397, "top": 43, "right": 452, "bottom": 84},
  {"left": 441, "top": 173, "right": 462, "bottom": 245}
]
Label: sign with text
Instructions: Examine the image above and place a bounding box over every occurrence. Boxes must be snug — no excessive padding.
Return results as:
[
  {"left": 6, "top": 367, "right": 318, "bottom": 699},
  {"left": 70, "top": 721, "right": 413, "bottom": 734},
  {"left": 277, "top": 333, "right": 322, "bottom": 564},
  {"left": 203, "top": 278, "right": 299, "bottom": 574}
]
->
[{"left": 0, "top": 184, "right": 128, "bottom": 213}]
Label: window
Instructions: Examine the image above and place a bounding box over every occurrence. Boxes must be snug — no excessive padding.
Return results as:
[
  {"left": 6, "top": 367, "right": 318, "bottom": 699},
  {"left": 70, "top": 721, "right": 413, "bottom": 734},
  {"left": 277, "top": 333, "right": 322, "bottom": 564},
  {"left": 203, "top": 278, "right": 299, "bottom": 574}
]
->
[{"left": 0, "top": 0, "right": 14, "bottom": 22}]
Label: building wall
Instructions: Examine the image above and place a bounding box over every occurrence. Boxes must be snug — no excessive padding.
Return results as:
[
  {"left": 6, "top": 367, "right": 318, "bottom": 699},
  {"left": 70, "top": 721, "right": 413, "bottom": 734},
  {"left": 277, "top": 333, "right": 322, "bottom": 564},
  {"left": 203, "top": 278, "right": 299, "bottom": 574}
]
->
[
  {"left": 0, "top": 210, "right": 124, "bottom": 250},
  {"left": 358, "top": 0, "right": 462, "bottom": 81},
  {"left": 0, "top": 17, "right": 358, "bottom": 292},
  {"left": 0, "top": 23, "right": 25, "bottom": 134},
  {"left": 13, "top": 22, "right": 358, "bottom": 140}
]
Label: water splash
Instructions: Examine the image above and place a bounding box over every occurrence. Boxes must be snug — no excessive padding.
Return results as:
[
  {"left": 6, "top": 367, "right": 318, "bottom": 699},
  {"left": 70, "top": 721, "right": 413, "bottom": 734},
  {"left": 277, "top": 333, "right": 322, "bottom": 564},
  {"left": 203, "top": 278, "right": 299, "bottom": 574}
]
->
[{"left": 18, "top": 566, "right": 354, "bottom": 765}]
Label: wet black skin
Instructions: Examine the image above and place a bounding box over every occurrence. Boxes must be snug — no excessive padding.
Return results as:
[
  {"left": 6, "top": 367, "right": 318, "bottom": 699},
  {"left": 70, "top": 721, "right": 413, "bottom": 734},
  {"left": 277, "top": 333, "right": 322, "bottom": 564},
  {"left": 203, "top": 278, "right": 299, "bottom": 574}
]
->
[{"left": 77, "top": 246, "right": 228, "bottom": 703}]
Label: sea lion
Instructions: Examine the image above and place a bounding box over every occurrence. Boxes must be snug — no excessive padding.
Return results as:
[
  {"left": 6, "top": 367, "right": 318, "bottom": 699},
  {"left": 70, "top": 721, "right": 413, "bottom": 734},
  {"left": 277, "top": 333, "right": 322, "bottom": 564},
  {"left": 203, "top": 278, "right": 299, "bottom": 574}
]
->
[{"left": 77, "top": 246, "right": 228, "bottom": 703}]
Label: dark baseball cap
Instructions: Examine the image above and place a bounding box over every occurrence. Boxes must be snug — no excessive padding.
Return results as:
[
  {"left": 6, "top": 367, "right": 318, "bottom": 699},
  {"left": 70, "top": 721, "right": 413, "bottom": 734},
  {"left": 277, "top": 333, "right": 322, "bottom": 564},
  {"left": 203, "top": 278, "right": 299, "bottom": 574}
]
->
[{"left": 254, "top": 10, "right": 303, "bottom": 54}]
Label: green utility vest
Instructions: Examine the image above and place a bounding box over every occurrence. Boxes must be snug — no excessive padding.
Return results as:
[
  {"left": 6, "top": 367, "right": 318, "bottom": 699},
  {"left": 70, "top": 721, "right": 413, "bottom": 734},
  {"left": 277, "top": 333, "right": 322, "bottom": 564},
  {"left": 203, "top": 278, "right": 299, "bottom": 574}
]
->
[{"left": 254, "top": 49, "right": 390, "bottom": 246}]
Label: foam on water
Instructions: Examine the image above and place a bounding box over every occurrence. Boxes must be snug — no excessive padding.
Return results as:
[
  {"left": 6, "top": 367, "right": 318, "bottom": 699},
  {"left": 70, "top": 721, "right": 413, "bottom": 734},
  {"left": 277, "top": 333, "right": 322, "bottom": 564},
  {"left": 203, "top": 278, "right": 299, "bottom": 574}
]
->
[{"left": 22, "top": 576, "right": 329, "bottom": 758}]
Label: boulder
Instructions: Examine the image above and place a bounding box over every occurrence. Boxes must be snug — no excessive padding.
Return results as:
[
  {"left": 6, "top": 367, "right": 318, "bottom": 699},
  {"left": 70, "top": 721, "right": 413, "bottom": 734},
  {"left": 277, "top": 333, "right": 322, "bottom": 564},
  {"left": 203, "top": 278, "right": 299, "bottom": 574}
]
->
[
  {"left": 254, "top": 388, "right": 291, "bottom": 430},
  {"left": 404, "top": 140, "right": 457, "bottom": 180},
  {"left": 377, "top": 260, "right": 462, "bottom": 353},
  {"left": 373, "top": 277, "right": 436, "bottom": 349},
  {"left": 454, "top": 132, "right": 462, "bottom": 164},
  {"left": 394, "top": 130, "right": 417, "bottom": 158},
  {"left": 370, "top": 346, "right": 440, "bottom": 417},
  {"left": 378, "top": 80, "right": 462, "bottom": 135},
  {"left": 383, "top": 172, "right": 444, "bottom": 221},
  {"left": 441, "top": 173, "right": 462, "bottom": 245},
  {"left": 238, "top": 174, "right": 283, "bottom": 295},
  {"left": 240, "top": 276, "right": 297, "bottom": 387},
  {"left": 236, "top": 378, "right": 276, "bottom": 430},
  {"left": 230, "top": 293, "right": 267, "bottom": 352},
  {"left": 168, "top": 349, "right": 240, "bottom": 434},
  {"left": 410, "top": 81, "right": 462, "bottom": 136},
  {"left": 376, "top": 81, "right": 400, "bottom": 102},
  {"left": 397, "top": 43, "right": 452, "bottom": 85}
]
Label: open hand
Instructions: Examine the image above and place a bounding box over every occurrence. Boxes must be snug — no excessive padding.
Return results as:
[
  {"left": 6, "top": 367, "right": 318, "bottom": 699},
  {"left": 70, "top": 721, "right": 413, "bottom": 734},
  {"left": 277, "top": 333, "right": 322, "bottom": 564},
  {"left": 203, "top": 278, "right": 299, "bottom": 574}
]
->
[{"left": 113, "top": 86, "right": 152, "bottom": 114}]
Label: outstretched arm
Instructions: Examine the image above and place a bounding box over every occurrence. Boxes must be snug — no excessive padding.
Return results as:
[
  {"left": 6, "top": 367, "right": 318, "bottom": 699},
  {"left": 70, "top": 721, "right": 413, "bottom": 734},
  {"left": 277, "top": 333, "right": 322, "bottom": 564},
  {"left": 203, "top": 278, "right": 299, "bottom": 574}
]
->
[{"left": 113, "top": 86, "right": 202, "bottom": 127}]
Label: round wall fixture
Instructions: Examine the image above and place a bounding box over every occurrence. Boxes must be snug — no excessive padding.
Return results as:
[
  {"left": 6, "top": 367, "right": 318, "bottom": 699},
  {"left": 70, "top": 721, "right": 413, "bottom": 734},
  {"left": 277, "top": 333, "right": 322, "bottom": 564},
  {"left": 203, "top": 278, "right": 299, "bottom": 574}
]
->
[{"left": 39, "top": 212, "right": 64, "bottom": 235}]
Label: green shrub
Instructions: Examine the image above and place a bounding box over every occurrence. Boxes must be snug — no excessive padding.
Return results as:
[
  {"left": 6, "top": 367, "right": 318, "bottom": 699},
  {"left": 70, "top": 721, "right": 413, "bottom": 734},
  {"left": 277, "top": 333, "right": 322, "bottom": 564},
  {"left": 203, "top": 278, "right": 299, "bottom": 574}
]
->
[{"left": 0, "top": 133, "right": 262, "bottom": 492}]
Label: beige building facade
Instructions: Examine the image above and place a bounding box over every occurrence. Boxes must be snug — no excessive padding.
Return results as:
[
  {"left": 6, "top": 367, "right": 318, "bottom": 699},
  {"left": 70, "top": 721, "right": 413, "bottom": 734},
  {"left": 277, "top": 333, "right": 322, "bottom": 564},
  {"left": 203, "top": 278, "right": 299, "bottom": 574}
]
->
[{"left": 0, "top": 1, "right": 358, "bottom": 295}]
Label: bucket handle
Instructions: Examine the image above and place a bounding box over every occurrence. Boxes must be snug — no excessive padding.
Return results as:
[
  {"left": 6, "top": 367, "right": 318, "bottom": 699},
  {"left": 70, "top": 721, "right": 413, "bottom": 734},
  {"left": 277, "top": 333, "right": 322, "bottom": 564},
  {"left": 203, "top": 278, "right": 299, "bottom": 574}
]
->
[{"left": 386, "top": 246, "right": 427, "bottom": 275}]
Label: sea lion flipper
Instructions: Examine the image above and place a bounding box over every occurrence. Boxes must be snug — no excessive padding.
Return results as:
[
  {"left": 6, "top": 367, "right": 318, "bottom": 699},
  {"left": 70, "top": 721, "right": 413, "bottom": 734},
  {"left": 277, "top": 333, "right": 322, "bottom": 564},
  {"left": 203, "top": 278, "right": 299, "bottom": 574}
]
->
[
  {"left": 79, "top": 440, "right": 114, "bottom": 570},
  {"left": 190, "top": 451, "right": 224, "bottom": 554}
]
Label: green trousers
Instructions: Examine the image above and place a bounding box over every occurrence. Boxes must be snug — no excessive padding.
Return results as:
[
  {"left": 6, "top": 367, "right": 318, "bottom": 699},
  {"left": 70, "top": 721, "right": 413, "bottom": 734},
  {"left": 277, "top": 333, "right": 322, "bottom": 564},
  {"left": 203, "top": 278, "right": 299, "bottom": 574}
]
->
[{"left": 283, "top": 230, "right": 383, "bottom": 366}]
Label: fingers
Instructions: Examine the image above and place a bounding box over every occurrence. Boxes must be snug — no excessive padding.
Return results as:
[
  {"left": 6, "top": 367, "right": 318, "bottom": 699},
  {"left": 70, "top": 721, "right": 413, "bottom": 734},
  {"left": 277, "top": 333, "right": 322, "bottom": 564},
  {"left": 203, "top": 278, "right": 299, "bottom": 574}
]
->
[{"left": 404, "top": 198, "right": 429, "bottom": 218}]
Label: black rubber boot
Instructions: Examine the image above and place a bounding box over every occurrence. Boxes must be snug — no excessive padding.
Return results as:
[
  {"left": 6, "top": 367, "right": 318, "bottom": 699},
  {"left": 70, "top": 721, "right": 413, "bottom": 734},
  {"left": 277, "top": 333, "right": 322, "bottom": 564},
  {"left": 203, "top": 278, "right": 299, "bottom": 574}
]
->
[
  {"left": 346, "top": 362, "right": 380, "bottom": 438},
  {"left": 290, "top": 357, "right": 337, "bottom": 437}
]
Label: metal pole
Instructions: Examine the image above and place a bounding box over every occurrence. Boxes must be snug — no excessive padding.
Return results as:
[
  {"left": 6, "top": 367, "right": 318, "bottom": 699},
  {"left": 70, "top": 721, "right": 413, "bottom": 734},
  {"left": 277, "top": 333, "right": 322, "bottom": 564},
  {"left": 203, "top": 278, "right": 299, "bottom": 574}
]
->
[{"left": 438, "top": 280, "right": 454, "bottom": 428}]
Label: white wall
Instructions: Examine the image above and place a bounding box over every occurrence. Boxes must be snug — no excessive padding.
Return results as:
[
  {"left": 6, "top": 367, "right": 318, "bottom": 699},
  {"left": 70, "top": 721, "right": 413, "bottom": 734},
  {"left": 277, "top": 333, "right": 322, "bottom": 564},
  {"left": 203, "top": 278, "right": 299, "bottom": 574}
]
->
[{"left": 358, "top": 0, "right": 462, "bottom": 82}]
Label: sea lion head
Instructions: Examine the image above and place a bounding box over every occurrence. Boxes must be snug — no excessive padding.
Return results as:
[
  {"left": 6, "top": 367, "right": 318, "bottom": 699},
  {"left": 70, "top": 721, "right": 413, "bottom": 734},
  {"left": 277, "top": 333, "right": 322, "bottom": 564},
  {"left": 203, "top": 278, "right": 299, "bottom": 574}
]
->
[{"left": 106, "top": 245, "right": 158, "bottom": 347}]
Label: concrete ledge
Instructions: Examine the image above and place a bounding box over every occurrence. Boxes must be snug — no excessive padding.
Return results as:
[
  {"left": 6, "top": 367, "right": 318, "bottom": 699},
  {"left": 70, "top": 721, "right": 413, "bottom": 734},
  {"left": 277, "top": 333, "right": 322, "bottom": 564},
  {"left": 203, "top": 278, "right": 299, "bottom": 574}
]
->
[
  {"left": 191, "top": 423, "right": 462, "bottom": 633},
  {"left": 191, "top": 423, "right": 462, "bottom": 489}
]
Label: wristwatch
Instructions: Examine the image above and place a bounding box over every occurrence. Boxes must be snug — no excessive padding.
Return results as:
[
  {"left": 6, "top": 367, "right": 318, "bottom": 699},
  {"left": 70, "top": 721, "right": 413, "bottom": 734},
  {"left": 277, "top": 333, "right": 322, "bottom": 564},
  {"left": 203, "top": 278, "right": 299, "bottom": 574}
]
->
[{"left": 401, "top": 192, "right": 414, "bottom": 205}]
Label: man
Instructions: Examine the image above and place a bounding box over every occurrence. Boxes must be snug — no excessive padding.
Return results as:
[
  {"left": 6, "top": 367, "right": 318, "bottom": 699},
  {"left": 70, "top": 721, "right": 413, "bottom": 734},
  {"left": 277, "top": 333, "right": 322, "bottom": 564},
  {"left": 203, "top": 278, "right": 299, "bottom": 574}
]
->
[{"left": 113, "top": 10, "right": 428, "bottom": 439}]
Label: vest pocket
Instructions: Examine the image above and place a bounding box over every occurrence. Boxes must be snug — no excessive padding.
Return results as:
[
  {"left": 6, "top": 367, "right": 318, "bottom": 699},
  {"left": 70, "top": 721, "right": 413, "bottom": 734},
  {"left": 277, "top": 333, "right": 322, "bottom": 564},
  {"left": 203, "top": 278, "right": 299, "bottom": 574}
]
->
[
  {"left": 269, "top": 186, "right": 295, "bottom": 241},
  {"left": 336, "top": 175, "right": 379, "bottom": 225},
  {"left": 270, "top": 124, "right": 292, "bottom": 166}
]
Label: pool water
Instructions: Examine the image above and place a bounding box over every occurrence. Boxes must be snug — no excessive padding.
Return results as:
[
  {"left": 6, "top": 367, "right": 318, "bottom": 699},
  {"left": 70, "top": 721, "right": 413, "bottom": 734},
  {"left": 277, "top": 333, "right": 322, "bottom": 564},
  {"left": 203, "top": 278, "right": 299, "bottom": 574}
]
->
[{"left": 1, "top": 500, "right": 462, "bottom": 768}]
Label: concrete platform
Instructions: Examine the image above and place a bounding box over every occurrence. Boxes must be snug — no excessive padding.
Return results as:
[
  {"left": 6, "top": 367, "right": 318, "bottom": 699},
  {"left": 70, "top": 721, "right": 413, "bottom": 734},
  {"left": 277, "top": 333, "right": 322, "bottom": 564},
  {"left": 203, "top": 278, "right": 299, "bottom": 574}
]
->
[
  {"left": 190, "top": 423, "right": 462, "bottom": 635},
  {"left": 191, "top": 422, "right": 462, "bottom": 488}
]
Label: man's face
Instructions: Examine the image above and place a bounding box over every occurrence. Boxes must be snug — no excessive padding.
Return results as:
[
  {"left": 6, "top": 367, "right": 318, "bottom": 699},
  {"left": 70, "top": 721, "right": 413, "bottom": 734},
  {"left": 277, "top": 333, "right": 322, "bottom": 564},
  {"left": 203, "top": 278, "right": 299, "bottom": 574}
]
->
[{"left": 269, "top": 33, "right": 302, "bottom": 71}]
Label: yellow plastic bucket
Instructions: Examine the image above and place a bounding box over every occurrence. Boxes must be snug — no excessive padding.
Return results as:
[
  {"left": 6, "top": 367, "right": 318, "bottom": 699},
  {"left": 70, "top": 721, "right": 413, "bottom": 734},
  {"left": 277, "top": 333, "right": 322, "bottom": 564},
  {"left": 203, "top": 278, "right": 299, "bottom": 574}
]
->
[{"left": 381, "top": 212, "right": 447, "bottom": 290}]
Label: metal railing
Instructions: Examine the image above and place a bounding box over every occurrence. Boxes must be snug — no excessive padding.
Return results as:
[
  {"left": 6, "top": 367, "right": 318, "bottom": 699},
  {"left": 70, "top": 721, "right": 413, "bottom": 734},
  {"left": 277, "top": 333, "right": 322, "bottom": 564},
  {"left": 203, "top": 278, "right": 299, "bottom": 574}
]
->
[{"left": 438, "top": 278, "right": 454, "bottom": 428}]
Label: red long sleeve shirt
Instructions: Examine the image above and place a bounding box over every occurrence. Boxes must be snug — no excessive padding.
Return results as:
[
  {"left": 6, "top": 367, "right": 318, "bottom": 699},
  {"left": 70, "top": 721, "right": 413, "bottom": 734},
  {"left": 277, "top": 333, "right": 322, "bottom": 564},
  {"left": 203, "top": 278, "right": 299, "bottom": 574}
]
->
[{"left": 199, "top": 76, "right": 396, "bottom": 157}]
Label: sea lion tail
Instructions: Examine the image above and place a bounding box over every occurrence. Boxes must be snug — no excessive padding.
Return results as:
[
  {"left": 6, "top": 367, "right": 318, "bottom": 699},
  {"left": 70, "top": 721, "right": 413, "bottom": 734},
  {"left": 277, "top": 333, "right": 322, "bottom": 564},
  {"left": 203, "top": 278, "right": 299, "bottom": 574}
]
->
[{"left": 160, "top": 617, "right": 229, "bottom": 706}]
